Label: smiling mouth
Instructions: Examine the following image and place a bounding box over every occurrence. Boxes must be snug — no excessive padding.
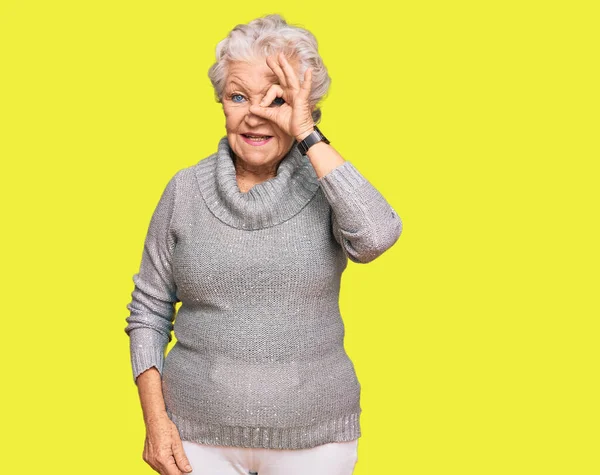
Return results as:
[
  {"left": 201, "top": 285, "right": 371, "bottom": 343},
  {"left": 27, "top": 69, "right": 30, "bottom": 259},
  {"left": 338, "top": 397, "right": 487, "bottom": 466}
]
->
[
  {"left": 241, "top": 134, "right": 274, "bottom": 146},
  {"left": 242, "top": 134, "right": 273, "bottom": 140}
]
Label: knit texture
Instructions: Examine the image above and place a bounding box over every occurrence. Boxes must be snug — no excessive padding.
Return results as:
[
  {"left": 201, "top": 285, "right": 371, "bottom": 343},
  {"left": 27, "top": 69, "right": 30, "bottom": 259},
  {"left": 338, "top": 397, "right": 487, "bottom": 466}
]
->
[{"left": 125, "top": 137, "right": 403, "bottom": 449}]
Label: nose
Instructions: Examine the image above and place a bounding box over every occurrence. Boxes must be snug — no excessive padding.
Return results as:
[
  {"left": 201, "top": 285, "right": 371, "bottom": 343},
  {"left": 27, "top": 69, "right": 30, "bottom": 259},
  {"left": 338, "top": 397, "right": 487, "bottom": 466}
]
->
[{"left": 243, "top": 100, "right": 267, "bottom": 127}]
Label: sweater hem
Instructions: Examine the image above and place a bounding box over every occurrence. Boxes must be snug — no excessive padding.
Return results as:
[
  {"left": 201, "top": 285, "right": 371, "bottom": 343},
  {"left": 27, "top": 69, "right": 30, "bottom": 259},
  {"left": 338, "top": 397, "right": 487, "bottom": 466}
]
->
[
  {"left": 127, "top": 328, "right": 168, "bottom": 383},
  {"left": 168, "top": 410, "right": 361, "bottom": 450}
]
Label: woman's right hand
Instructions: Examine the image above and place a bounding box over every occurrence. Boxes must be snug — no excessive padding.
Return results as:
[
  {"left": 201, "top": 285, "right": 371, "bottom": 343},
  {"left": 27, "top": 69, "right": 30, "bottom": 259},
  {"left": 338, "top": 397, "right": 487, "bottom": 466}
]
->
[{"left": 142, "top": 412, "right": 193, "bottom": 475}]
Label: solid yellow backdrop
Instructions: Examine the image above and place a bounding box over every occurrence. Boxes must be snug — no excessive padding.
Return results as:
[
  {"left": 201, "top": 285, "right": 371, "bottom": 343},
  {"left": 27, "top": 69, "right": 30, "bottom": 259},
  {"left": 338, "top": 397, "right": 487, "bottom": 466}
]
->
[{"left": 1, "top": 0, "right": 598, "bottom": 474}]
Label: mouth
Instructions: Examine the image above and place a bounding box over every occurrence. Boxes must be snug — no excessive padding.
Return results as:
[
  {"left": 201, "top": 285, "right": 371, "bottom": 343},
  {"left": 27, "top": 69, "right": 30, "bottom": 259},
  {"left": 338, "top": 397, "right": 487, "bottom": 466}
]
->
[{"left": 241, "top": 134, "right": 273, "bottom": 146}]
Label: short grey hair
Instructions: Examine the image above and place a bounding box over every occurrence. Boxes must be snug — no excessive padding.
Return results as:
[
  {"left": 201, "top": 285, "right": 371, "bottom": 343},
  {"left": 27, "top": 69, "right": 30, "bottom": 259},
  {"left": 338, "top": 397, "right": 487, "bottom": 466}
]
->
[{"left": 208, "top": 14, "right": 331, "bottom": 124}]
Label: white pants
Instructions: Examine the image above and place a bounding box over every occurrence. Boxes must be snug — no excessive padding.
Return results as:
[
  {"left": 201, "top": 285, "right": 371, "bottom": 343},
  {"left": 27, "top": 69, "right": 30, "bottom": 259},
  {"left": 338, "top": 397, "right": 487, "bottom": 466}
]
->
[{"left": 182, "top": 439, "right": 359, "bottom": 475}]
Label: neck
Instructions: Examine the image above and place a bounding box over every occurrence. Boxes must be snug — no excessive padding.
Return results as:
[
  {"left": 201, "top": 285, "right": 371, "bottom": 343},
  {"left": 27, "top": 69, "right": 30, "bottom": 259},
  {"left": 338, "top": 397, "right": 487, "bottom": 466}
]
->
[{"left": 233, "top": 155, "right": 280, "bottom": 192}]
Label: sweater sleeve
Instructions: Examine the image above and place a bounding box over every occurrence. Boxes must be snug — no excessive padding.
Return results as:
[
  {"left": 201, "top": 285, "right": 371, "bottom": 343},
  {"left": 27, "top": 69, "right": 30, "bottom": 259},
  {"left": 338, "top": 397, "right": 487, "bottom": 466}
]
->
[
  {"left": 124, "top": 173, "right": 179, "bottom": 383},
  {"left": 318, "top": 161, "right": 403, "bottom": 264}
]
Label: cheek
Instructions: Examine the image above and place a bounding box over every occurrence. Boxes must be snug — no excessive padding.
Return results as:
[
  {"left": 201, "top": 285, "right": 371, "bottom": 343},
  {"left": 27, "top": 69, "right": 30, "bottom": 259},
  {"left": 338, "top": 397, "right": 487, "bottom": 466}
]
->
[
  {"left": 273, "top": 125, "right": 292, "bottom": 142},
  {"left": 278, "top": 132, "right": 294, "bottom": 148},
  {"left": 223, "top": 107, "right": 244, "bottom": 132}
]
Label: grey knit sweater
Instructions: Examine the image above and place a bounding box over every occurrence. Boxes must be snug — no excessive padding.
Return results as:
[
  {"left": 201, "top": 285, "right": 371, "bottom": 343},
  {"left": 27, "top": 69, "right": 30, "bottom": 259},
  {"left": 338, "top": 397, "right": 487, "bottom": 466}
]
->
[{"left": 125, "top": 137, "right": 402, "bottom": 450}]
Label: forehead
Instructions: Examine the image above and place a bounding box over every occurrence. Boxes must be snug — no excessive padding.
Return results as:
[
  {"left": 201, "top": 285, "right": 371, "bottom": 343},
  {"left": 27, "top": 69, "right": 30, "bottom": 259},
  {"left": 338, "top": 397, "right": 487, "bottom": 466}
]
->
[{"left": 225, "top": 57, "right": 300, "bottom": 91}]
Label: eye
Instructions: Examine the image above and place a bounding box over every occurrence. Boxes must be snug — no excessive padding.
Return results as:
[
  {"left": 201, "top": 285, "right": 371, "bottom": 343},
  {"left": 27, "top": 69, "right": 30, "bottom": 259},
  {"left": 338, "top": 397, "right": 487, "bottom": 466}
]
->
[
  {"left": 231, "top": 94, "right": 245, "bottom": 103},
  {"left": 270, "top": 97, "right": 285, "bottom": 107}
]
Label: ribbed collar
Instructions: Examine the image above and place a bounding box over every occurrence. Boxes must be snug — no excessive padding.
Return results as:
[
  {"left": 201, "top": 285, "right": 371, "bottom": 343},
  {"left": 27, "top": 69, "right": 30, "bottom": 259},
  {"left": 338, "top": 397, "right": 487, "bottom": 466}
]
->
[{"left": 194, "top": 137, "right": 320, "bottom": 230}]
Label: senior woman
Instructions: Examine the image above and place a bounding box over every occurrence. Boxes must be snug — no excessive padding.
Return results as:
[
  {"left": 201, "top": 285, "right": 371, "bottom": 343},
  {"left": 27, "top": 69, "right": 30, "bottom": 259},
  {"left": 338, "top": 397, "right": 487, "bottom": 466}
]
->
[{"left": 125, "top": 14, "right": 402, "bottom": 475}]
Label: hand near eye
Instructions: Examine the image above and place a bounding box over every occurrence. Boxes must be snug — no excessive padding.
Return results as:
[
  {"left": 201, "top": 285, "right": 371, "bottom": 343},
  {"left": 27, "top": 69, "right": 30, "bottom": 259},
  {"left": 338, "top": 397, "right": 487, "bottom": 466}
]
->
[{"left": 249, "top": 52, "right": 315, "bottom": 141}]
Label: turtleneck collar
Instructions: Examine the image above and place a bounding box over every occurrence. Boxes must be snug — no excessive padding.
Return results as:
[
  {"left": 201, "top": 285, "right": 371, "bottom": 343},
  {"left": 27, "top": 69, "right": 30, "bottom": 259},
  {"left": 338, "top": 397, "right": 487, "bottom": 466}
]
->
[{"left": 194, "top": 137, "right": 320, "bottom": 230}]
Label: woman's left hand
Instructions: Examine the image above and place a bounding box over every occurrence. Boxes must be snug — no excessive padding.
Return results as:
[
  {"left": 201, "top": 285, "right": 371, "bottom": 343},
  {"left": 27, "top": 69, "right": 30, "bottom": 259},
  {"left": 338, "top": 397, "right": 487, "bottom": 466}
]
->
[{"left": 249, "top": 52, "right": 315, "bottom": 141}]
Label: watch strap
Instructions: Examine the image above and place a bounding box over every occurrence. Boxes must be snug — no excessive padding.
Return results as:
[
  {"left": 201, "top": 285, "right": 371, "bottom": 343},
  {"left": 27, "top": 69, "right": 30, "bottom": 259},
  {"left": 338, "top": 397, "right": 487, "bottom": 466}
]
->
[{"left": 297, "top": 126, "right": 330, "bottom": 155}]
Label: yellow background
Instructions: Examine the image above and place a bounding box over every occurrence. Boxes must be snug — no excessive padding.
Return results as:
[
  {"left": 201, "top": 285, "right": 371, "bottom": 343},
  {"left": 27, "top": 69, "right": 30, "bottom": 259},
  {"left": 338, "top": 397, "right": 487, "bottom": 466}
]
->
[{"left": 1, "top": 0, "right": 598, "bottom": 473}]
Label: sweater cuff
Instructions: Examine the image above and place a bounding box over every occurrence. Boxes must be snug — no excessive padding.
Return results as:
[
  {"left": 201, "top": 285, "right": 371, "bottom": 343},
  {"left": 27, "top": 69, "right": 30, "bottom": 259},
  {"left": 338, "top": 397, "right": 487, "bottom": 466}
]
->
[
  {"left": 318, "top": 161, "right": 367, "bottom": 202},
  {"left": 128, "top": 328, "right": 169, "bottom": 383}
]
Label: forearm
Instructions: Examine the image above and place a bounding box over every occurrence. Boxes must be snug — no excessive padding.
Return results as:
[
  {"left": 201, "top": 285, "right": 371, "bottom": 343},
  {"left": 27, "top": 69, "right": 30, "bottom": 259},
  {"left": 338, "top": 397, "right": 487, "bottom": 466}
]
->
[
  {"left": 309, "top": 141, "right": 403, "bottom": 263},
  {"left": 136, "top": 366, "right": 168, "bottom": 424}
]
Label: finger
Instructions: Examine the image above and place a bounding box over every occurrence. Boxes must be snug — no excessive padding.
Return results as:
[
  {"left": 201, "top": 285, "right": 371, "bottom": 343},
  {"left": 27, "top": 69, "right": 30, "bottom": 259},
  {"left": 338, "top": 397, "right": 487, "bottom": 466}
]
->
[
  {"left": 298, "top": 67, "right": 313, "bottom": 101},
  {"left": 259, "top": 84, "right": 285, "bottom": 107},
  {"left": 266, "top": 54, "right": 287, "bottom": 88},
  {"left": 249, "top": 104, "right": 280, "bottom": 123},
  {"left": 161, "top": 455, "right": 184, "bottom": 475},
  {"left": 172, "top": 438, "right": 193, "bottom": 473},
  {"left": 278, "top": 52, "right": 300, "bottom": 90}
]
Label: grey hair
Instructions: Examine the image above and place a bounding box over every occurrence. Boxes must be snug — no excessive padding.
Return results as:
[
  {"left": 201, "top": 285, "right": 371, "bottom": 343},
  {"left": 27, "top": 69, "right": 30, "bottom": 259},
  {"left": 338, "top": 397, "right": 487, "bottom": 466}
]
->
[{"left": 208, "top": 14, "right": 331, "bottom": 124}]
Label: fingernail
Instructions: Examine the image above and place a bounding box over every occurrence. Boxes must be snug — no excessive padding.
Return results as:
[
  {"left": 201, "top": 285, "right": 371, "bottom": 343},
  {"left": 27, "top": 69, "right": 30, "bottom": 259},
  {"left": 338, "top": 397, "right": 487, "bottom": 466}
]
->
[{"left": 185, "top": 465, "right": 192, "bottom": 471}]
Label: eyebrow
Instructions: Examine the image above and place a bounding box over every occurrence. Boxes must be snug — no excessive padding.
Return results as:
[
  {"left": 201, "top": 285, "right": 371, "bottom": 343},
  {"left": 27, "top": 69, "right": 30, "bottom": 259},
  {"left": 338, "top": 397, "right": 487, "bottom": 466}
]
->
[{"left": 226, "top": 77, "right": 278, "bottom": 95}]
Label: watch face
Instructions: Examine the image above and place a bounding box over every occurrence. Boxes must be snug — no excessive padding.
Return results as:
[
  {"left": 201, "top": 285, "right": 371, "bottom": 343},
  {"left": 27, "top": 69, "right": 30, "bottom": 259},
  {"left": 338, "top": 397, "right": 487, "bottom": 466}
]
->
[{"left": 297, "top": 127, "right": 329, "bottom": 154}]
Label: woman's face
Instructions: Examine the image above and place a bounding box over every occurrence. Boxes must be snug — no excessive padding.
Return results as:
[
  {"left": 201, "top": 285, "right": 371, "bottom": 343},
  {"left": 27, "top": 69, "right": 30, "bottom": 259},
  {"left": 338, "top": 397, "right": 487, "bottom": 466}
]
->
[{"left": 222, "top": 57, "right": 297, "bottom": 172}]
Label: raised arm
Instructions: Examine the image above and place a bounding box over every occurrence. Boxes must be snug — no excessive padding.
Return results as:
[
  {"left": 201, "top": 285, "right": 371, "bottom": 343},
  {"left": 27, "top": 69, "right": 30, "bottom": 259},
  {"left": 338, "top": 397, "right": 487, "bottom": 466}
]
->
[{"left": 248, "top": 53, "right": 402, "bottom": 263}]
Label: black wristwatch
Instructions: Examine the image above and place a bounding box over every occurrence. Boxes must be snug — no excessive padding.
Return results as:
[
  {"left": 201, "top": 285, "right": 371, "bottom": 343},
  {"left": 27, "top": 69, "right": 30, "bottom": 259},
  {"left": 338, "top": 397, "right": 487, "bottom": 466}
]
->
[{"left": 296, "top": 126, "right": 330, "bottom": 155}]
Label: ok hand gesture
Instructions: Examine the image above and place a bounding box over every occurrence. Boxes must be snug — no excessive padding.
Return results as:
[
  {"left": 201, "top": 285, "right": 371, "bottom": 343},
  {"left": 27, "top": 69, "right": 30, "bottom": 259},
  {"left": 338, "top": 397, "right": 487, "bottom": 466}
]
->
[{"left": 249, "top": 52, "right": 315, "bottom": 141}]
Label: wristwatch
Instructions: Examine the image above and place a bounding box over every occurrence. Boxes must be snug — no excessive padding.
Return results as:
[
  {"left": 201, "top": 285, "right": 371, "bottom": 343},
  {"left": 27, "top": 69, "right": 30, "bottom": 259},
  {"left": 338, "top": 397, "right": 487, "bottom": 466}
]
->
[{"left": 296, "top": 126, "right": 330, "bottom": 155}]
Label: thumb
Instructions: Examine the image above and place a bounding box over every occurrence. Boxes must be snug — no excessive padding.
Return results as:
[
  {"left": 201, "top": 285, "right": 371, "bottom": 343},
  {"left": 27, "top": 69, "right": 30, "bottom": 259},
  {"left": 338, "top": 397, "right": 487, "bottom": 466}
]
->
[{"left": 172, "top": 437, "right": 192, "bottom": 473}]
